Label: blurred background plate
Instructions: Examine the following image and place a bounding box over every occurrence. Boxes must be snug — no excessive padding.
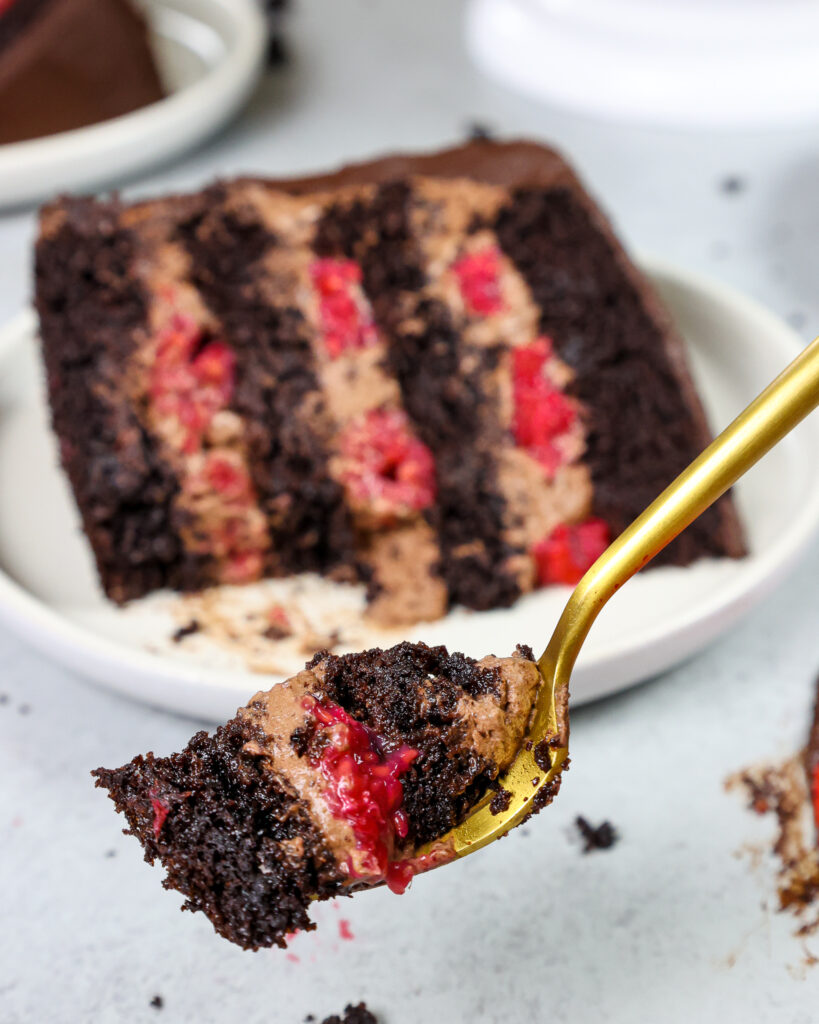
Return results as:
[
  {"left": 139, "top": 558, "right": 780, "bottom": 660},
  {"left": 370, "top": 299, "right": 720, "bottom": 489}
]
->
[
  {"left": 0, "top": 0, "right": 266, "bottom": 208},
  {"left": 466, "top": 0, "right": 819, "bottom": 127},
  {"left": 0, "top": 262, "right": 818, "bottom": 720}
]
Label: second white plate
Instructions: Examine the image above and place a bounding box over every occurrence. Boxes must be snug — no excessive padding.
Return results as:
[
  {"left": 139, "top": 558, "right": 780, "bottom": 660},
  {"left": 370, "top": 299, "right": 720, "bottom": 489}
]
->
[
  {"left": 0, "top": 0, "right": 266, "bottom": 208},
  {"left": 0, "top": 261, "right": 817, "bottom": 720}
]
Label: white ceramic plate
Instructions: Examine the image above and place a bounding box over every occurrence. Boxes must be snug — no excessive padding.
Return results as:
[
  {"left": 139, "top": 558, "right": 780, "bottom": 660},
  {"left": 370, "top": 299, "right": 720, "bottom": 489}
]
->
[
  {"left": 1, "top": 261, "right": 818, "bottom": 721},
  {"left": 0, "top": 0, "right": 266, "bottom": 208},
  {"left": 466, "top": 0, "right": 819, "bottom": 127}
]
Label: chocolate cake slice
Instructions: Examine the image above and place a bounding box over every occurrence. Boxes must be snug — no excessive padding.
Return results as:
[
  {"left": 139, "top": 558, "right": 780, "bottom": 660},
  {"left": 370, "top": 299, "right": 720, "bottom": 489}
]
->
[
  {"left": 36, "top": 140, "right": 745, "bottom": 625},
  {"left": 93, "top": 642, "right": 548, "bottom": 949},
  {"left": 0, "top": 0, "right": 164, "bottom": 145}
]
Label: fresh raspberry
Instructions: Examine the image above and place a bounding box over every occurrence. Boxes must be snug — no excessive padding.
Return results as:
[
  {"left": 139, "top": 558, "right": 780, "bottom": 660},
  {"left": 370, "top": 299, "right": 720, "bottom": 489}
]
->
[
  {"left": 203, "top": 453, "right": 253, "bottom": 502},
  {"left": 338, "top": 409, "right": 436, "bottom": 518},
  {"left": 149, "top": 792, "right": 170, "bottom": 840},
  {"left": 533, "top": 519, "right": 610, "bottom": 586},
  {"left": 311, "top": 258, "right": 378, "bottom": 359},
  {"left": 452, "top": 246, "right": 504, "bottom": 316},
  {"left": 306, "top": 697, "right": 418, "bottom": 891},
  {"left": 512, "top": 338, "right": 577, "bottom": 473},
  {"left": 150, "top": 316, "right": 235, "bottom": 454}
]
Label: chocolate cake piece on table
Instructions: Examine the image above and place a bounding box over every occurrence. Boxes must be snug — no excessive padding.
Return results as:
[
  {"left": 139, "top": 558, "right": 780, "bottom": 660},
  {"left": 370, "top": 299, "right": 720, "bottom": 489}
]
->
[
  {"left": 93, "top": 641, "right": 546, "bottom": 949},
  {"left": 35, "top": 140, "right": 745, "bottom": 627},
  {"left": 0, "top": 0, "right": 164, "bottom": 145}
]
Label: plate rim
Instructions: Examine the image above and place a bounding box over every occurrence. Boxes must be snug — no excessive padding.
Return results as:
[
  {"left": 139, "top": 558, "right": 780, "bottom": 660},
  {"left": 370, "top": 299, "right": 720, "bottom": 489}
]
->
[
  {"left": 0, "top": 0, "right": 267, "bottom": 208},
  {"left": 0, "top": 259, "right": 817, "bottom": 716}
]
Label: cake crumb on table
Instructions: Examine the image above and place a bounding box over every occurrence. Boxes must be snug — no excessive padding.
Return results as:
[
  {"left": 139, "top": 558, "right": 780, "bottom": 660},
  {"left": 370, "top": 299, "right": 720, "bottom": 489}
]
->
[
  {"left": 727, "top": 673, "right": 819, "bottom": 945},
  {"left": 575, "top": 815, "right": 619, "bottom": 852},
  {"left": 319, "top": 1003, "right": 377, "bottom": 1024},
  {"left": 149, "top": 994, "right": 164, "bottom": 1010}
]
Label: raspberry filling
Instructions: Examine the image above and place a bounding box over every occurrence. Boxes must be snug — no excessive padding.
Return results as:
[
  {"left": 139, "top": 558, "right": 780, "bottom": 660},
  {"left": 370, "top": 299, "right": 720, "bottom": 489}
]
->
[
  {"left": 337, "top": 408, "right": 436, "bottom": 520},
  {"left": 149, "top": 792, "right": 170, "bottom": 840},
  {"left": 150, "top": 315, "right": 235, "bottom": 456},
  {"left": 305, "top": 697, "right": 420, "bottom": 894},
  {"left": 812, "top": 762, "right": 819, "bottom": 834},
  {"left": 310, "top": 258, "right": 379, "bottom": 359},
  {"left": 452, "top": 246, "right": 505, "bottom": 316},
  {"left": 148, "top": 314, "right": 265, "bottom": 584},
  {"left": 533, "top": 519, "right": 610, "bottom": 586},
  {"left": 512, "top": 338, "right": 578, "bottom": 475}
]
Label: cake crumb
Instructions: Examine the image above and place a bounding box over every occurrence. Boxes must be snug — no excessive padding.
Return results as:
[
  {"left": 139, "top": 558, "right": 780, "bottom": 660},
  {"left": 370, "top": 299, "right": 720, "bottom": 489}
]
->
[
  {"left": 0, "top": 693, "right": 8, "bottom": 705},
  {"left": 104, "top": 849, "right": 117, "bottom": 858},
  {"left": 575, "top": 815, "right": 618, "bottom": 852},
  {"left": 720, "top": 175, "right": 747, "bottom": 195},
  {"left": 17, "top": 703, "right": 31, "bottom": 716},
  {"left": 338, "top": 918, "right": 354, "bottom": 941},
  {"left": 727, "top": 757, "right": 819, "bottom": 939},
  {"left": 320, "top": 1004, "right": 377, "bottom": 1024},
  {"left": 149, "top": 994, "right": 163, "bottom": 1010},
  {"left": 172, "top": 620, "right": 200, "bottom": 643},
  {"left": 490, "top": 787, "right": 512, "bottom": 814}
]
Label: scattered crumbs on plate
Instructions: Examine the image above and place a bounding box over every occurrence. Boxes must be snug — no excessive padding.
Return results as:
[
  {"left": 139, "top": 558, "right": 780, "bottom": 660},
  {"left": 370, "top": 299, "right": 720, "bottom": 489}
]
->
[
  {"left": 154, "top": 574, "right": 390, "bottom": 677},
  {"left": 104, "top": 849, "right": 117, "bottom": 859},
  {"left": 149, "top": 994, "right": 164, "bottom": 1010},
  {"left": 575, "top": 815, "right": 619, "bottom": 853},
  {"left": 338, "top": 918, "right": 354, "bottom": 942},
  {"left": 17, "top": 703, "right": 30, "bottom": 716},
  {"left": 171, "top": 619, "right": 200, "bottom": 643},
  {"left": 0, "top": 693, "right": 8, "bottom": 705},
  {"left": 720, "top": 175, "right": 747, "bottom": 195}
]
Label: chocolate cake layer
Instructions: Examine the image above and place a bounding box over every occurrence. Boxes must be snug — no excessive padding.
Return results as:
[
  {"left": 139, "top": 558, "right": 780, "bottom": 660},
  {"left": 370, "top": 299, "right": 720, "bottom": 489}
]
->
[
  {"left": 0, "top": 0, "right": 165, "bottom": 145},
  {"left": 36, "top": 140, "right": 745, "bottom": 622},
  {"left": 35, "top": 200, "right": 212, "bottom": 601},
  {"left": 93, "top": 642, "right": 543, "bottom": 949}
]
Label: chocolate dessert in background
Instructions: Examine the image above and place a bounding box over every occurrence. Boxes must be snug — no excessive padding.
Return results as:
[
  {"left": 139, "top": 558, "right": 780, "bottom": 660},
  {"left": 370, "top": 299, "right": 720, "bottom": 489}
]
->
[
  {"left": 35, "top": 140, "right": 745, "bottom": 627},
  {"left": 93, "top": 641, "right": 549, "bottom": 949},
  {"left": 0, "top": 0, "right": 164, "bottom": 145}
]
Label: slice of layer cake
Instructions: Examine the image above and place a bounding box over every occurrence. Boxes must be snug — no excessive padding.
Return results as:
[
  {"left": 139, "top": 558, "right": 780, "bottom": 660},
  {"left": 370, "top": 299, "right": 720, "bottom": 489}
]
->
[
  {"left": 36, "top": 140, "right": 745, "bottom": 625},
  {"left": 0, "top": 0, "right": 164, "bottom": 145},
  {"left": 93, "top": 642, "right": 549, "bottom": 949}
]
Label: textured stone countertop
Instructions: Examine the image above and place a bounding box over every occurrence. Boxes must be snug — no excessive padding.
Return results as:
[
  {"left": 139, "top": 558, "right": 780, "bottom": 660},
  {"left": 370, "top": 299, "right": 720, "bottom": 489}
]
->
[{"left": 1, "top": 1, "right": 819, "bottom": 1021}]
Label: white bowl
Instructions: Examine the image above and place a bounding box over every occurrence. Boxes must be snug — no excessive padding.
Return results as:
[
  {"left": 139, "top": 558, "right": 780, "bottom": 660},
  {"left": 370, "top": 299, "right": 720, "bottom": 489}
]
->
[{"left": 0, "top": 0, "right": 266, "bottom": 207}]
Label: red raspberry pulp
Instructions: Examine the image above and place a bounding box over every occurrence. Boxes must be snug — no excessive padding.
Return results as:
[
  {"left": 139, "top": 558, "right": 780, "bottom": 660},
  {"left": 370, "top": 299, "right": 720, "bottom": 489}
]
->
[
  {"left": 534, "top": 519, "right": 610, "bottom": 586},
  {"left": 512, "top": 338, "right": 577, "bottom": 474},
  {"left": 452, "top": 246, "right": 504, "bottom": 316},
  {"left": 311, "top": 258, "right": 378, "bottom": 359},
  {"left": 149, "top": 793, "right": 170, "bottom": 840},
  {"left": 150, "top": 315, "right": 235, "bottom": 455},
  {"left": 338, "top": 409, "right": 436, "bottom": 517},
  {"left": 305, "top": 697, "right": 419, "bottom": 894}
]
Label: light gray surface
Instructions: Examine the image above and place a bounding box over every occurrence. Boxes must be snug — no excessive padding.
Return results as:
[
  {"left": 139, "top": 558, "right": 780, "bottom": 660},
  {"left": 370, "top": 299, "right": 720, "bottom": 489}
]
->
[{"left": 2, "top": 2, "right": 819, "bottom": 1021}]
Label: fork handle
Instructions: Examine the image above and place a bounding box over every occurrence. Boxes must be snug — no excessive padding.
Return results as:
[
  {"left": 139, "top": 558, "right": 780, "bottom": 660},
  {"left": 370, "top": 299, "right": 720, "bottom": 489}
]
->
[{"left": 540, "top": 334, "right": 819, "bottom": 679}]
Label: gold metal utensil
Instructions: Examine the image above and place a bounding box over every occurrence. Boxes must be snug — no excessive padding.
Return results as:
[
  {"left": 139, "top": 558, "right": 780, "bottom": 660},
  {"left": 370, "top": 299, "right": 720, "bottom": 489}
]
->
[{"left": 420, "top": 334, "right": 819, "bottom": 863}]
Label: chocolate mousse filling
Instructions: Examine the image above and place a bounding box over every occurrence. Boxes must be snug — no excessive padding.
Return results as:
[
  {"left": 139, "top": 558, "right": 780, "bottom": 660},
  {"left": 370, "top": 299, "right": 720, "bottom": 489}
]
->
[{"left": 93, "top": 641, "right": 544, "bottom": 949}]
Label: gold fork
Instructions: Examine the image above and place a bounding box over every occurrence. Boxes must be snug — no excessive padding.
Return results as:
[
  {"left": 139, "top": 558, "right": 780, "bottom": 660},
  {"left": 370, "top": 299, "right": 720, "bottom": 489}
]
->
[{"left": 419, "top": 334, "right": 819, "bottom": 863}]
